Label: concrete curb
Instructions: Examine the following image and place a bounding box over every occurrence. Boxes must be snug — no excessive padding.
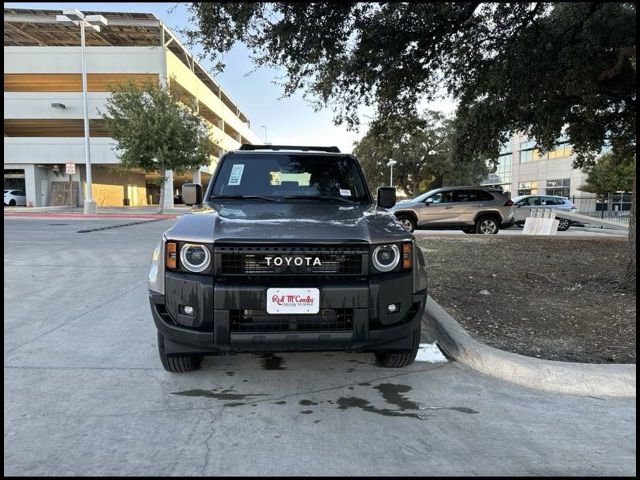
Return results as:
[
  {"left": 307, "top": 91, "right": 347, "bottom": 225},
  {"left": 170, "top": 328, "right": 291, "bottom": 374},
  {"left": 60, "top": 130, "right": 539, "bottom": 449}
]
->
[{"left": 424, "top": 296, "right": 636, "bottom": 397}]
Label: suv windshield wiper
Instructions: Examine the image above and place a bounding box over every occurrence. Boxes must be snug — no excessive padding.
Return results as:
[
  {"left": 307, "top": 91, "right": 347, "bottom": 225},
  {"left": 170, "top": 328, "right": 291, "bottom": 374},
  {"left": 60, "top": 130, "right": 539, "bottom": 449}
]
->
[
  {"left": 210, "top": 195, "right": 278, "bottom": 202},
  {"left": 282, "top": 195, "right": 356, "bottom": 204}
]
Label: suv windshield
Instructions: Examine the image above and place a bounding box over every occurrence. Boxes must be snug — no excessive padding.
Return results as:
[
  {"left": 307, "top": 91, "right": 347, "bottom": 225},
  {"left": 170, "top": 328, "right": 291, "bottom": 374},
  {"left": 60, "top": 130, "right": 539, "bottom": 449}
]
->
[{"left": 209, "top": 154, "right": 370, "bottom": 202}]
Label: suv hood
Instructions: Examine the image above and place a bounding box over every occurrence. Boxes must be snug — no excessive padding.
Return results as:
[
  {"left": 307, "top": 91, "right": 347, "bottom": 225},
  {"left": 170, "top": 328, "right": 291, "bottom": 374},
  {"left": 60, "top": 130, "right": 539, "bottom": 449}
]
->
[{"left": 165, "top": 201, "right": 410, "bottom": 244}]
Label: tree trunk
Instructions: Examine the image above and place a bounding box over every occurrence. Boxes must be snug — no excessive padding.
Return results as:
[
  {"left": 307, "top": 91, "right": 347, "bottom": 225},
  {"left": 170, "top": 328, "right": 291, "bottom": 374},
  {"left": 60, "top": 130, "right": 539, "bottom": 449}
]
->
[
  {"left": 621, "top": 168, "right": 635, "bottom": 291},
  {"left": 157, "top": 167, "right": 165, "bottom": 214}
]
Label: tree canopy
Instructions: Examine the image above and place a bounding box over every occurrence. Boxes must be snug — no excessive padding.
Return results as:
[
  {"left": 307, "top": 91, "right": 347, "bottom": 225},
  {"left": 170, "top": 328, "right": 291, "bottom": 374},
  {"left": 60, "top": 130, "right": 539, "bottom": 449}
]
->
[
  {"left": 353, "top": 110, "right": 487, "bottom": 197},
  {"left": 186, "top": 1, "right": 636, "bottom": 289},
  {"left": 101, "top": 81, "right": 213, "bottom": 211},
  {"left": 579, "top": 153, "right": 635, "bottom": 196},
  {"left": 186, "top": 2, "right": 635, "bottom": 165}
]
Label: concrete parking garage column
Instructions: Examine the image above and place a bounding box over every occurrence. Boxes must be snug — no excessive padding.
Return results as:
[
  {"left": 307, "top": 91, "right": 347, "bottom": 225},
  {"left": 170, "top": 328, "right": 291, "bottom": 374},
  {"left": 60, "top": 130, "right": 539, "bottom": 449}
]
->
[
  {"left": 23, "top": 164, "right": 37, "bottom": 207},
  {"left": 163, "top": 170, "right": 174, "bottom": 210}
]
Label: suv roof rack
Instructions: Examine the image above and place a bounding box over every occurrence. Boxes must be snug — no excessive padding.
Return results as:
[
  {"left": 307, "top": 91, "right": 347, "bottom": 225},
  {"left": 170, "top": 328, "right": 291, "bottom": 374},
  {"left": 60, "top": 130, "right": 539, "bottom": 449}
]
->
[{"left": 239, "top": 144, "right": 341, "bottom": 153}]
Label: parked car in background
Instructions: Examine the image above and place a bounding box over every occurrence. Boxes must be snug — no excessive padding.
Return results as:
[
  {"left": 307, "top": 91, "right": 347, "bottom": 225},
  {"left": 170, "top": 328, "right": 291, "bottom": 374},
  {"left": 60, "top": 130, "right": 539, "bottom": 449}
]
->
[
  {"left": 4, "top": 189, "right": 26, "bottom": 206},
  {"left": 511, "top": 195, "right": 577, "bottom": 231},
  {"left": 390, "top": 186, "right": 515, "bottom": 234}
]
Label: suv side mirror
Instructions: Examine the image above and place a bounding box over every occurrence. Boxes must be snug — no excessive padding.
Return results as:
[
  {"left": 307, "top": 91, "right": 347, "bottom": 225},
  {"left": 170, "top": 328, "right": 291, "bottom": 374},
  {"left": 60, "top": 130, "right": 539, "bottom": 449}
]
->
[
  {"left": 377, "top": 187, "right": 396, "bottom": 209},
  {"left": 182, "top": 183, "right": 203, "bottom": 206},
  {"left": 424, "top": 198, "right": 433, "bottom": 205}
]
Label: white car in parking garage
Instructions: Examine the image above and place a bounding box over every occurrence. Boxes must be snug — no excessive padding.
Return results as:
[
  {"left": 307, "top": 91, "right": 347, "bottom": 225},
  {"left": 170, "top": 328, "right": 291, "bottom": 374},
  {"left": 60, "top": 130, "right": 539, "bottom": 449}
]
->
[{"left": 4, "top": 189, "right": 26, "bottom": 207}]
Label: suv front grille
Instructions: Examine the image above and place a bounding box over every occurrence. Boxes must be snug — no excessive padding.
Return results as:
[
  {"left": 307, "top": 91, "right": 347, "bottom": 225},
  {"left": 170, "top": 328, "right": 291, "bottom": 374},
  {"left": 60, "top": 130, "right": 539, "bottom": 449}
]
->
[
  {"left": 230, "top": 308, "right": 354, "bottom": 332},
  {"left": 217, "top": 245, "right": 367, "bottom": 275}
]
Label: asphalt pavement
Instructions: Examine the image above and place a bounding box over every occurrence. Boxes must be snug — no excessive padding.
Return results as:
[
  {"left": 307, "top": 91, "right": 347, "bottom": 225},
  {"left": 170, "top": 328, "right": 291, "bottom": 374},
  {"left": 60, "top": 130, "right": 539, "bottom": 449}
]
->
[{"left": 3, "top": 217, "right": 636, "bottom": 476}]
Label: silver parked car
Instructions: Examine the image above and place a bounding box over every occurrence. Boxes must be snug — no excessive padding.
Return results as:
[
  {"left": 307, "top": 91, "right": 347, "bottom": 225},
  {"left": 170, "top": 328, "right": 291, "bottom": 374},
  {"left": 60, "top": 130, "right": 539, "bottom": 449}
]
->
[
  {"left": 511, "top": 195, "right": 577, "bottom": 231},
  {"left": 391, "top": 186, "right": 515, "bottom": 234}
]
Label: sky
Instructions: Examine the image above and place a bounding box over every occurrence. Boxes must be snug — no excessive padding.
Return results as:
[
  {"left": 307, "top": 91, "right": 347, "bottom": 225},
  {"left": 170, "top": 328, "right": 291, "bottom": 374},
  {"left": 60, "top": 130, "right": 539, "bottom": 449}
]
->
[{"left": 6, "top": 2, "right": 457, "bottom": 153}]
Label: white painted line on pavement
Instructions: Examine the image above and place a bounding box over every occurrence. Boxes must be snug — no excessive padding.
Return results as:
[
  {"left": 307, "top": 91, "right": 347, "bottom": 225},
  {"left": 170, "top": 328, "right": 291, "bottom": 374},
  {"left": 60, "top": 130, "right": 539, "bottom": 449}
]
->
[{"left": 416, "top": 343, "right": 448, "bottom": 363}]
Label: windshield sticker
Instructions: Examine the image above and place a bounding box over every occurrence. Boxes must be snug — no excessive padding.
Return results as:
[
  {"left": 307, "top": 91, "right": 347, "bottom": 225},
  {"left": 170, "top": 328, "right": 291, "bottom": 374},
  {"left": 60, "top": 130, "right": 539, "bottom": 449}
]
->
[
  {"left": 228, "top": 164, "right": 245, "bottom": 185},
  {"left": 339, "top": 189, "right": 351, "bottom": 196}
]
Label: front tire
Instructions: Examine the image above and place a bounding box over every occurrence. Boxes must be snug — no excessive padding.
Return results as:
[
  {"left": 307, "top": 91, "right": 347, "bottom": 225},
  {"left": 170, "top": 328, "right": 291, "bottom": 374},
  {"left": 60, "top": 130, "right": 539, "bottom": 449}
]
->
[
  {"left": 557, "top": 218, "right": 570, "bottom": 231},
  {"left": 396, "top": 214, "right": 416, "bottom": 233},
  {"left": 375, "top": 324, "right": 421, "bottom": 368},
  {"left": 9, "top": 199, "right": 16, "bottom": 206},
  {"left": 475, "top": 215, "right": 499, "bottom": 234},
  {"left": 157, "top": 332, "right": 203, "bottom": 373}
]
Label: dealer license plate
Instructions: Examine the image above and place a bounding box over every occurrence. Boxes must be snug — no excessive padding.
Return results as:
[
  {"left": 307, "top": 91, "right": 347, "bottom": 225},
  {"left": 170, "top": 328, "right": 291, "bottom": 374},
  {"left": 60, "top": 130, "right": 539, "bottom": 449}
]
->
[{"left": 266, "top": 288, "right": 320, "bottom": 314}]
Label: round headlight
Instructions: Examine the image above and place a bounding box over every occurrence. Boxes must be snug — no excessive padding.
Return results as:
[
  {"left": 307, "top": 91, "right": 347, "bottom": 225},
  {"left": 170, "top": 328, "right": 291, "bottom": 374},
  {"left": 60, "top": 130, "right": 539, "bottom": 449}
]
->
[
  {"left": 372, "top": 244, "right": 400, "bottom": 272},
  {"left": 180, "top": 244, "right": 211, "bottom": 272}
]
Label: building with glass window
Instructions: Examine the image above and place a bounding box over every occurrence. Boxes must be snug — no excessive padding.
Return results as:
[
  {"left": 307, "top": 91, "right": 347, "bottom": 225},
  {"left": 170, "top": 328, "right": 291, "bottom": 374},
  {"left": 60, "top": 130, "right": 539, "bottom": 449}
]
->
[
  {"left": 481, "top": 132, "right": 597, "bottom": 202},
  {"left": 4, "top": 8, "right": 260, "bottom": 208}
]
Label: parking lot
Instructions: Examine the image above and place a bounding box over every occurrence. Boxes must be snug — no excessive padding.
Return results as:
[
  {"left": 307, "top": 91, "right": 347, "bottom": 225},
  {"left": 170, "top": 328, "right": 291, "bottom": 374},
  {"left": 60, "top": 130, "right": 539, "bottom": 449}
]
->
[{"left": 3, "top": 217, "right": 636, "bottom": 476}]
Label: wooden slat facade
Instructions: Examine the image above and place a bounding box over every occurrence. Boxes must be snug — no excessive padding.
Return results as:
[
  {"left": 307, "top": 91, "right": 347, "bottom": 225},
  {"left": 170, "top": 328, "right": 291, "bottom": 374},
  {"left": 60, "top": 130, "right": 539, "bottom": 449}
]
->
[
  {"left": 4, "top": 118, "right": 110, "bottom": 137},
  {"left": 4, "top": 73, "right": 159, "bottom": 92}
]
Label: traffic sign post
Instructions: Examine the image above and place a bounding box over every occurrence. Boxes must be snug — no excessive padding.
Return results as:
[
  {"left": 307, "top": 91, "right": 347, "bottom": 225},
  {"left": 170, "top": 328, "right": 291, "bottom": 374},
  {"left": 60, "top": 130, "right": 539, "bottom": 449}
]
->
[{"left": 66, "top": 163, "right": 76, "bottom": 207}]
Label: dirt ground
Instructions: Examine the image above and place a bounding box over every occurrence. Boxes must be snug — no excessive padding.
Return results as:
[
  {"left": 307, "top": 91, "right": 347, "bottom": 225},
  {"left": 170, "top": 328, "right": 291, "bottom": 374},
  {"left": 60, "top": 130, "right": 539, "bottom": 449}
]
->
[{"left": 417, "top": 235, "right": 636, "bottom": 364}]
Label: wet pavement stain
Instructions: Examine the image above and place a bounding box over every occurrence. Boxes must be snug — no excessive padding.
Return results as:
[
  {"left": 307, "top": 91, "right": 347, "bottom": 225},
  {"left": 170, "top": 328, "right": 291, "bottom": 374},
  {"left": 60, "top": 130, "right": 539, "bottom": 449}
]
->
[
  {"left": 334, "top": 383, "right": 479, "bottom": 419},
  {"left": 260, "top": 353, "right": 286, "bottom": 370},
  {"left": 299, "top": 400, "right": 318, "bottom": 406},
  {"left": 226, "top": 371, "right": 235, "bottom": 376},
  {"left": 375, "top": 383, "right": 419, "bottom": 410},
  {"left": 300, "top": 410, "right": 314, "bottom": 414},
  {"left": 346, "top": 368, "right": 356, "bottom": 373},
  {"left": 336, "top": 396, "right": 427, "bottom": 420},
  {"left": 273, "top": 400, "right": 287, "bottom": 405},
  {"left": 225, "top": 402, "right": 246, "bottom": 407},
  {"left": 348, "top": 386, "right": 355, "bottom": 390},
  {"left": 171, "top": 389, "right": 268, "bottom": 401},
  {"left": 358, "top": 382, "right": 371, "bottom": 386}
]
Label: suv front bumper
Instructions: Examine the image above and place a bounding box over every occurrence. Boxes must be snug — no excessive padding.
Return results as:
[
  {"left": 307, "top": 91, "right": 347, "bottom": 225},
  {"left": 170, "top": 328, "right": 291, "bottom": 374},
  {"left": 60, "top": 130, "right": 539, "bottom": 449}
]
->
[{"left": 149, "top": 272, "right": 426, "bottom": 356}]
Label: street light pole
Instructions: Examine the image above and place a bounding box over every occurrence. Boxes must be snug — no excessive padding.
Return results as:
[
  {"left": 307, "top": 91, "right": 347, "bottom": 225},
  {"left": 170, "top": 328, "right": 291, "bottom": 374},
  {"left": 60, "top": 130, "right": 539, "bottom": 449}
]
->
[
  {"left": 387, "top": 159, "right": 397, "bottom": 187},
  {"left": 79, "top": 19, "right": 95, "bottom": 214},
  {"left": 57, "top": 10, "right": 107, "bottom": 214}
]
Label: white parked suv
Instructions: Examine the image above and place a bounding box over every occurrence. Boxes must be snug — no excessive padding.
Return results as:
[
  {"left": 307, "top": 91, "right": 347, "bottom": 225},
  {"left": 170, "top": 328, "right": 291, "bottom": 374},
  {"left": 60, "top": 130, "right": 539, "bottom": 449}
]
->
[
  {"left": 511, "top": 195, "right": 577, "bottom": 231},
  {"left": 4, "top": 189, "right": 26, "bottom": 206}
]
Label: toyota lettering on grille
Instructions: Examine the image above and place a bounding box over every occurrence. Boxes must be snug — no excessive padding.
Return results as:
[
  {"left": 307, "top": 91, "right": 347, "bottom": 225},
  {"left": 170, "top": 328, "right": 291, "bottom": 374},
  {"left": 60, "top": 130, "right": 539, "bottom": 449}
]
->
[{"left": 264, "top": 256, "right": 322, "bottom": 267}]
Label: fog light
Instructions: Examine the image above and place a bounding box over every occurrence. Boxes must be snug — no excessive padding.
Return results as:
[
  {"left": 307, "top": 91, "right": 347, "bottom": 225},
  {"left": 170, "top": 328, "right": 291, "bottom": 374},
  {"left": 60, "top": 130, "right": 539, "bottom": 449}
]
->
[
  {"left": 387, "top": 303, "right": 399, "bottom": 313},
  {"left": 182, "top": 305, "right": 194, "bottom": 315}
]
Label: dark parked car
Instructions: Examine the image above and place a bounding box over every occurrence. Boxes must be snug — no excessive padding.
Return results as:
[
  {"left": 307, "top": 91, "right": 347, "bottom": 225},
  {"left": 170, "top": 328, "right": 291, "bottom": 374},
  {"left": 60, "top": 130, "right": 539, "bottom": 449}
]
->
[
  {"left": 148, "top": 145, "right": 428, "bottom": 372},
  {"left": 390, "top": 186, "right": 515, "bottom": 234}
]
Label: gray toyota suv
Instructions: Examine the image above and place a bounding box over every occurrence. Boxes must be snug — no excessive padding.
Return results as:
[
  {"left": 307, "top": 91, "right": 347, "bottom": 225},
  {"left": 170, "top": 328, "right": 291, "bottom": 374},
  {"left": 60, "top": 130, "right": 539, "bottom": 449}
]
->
[
  {"left": 391, "top": 186, "right": 515, "bottom": 234},
  {"left": 148, "top": 145, "right": 428, "bottom": 372}
]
